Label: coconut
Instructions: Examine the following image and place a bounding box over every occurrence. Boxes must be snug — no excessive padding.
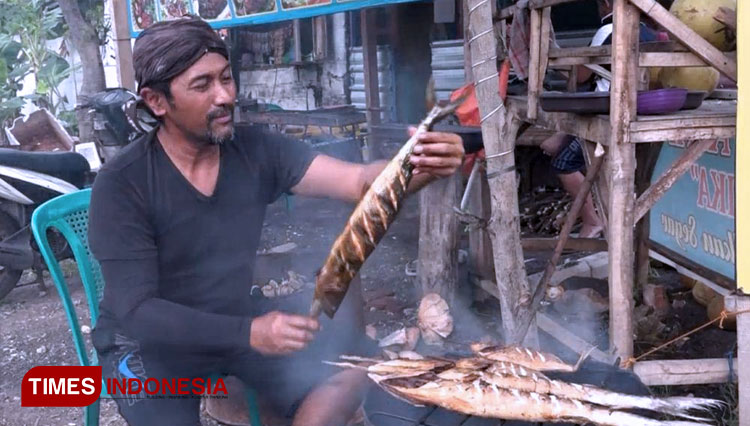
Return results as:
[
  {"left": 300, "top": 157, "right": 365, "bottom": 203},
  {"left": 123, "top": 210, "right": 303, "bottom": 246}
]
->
[
  {"left": 418, "top": 293, "right": 454, "bottom": 345},
  {"left": 691, "top": 281, "right": 719, "bottom": 307},
  {"left": 658, "top": 66, "right": 720, "bottom": 93},
  {"left": 669, "top": 0, "right": 736, "bottom": 51}
]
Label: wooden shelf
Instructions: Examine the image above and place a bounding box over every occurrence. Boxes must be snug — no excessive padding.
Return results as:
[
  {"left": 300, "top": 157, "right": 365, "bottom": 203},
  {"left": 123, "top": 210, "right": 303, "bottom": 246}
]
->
[{"left": 507, "top": 96, "right": 736, "bottom": 144}]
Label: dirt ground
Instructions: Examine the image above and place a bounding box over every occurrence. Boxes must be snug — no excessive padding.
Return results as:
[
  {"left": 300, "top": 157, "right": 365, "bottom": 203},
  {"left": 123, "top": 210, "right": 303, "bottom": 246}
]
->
[{"left": 0, "top": 187, "right": 740, "bottom": 425}]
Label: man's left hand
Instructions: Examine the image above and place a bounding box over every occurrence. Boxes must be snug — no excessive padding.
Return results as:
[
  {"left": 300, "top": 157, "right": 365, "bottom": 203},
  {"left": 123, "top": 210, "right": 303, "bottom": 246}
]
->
[{"left": 408, "top": 127, "right": 464, "bottom": 177}]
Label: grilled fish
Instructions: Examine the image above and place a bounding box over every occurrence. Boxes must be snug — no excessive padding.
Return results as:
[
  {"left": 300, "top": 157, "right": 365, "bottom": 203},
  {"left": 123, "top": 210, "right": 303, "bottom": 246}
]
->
[
  {"left": 310, "top": 96, "right": 467, "bottom": 318},
  {"left": 328, "top": 353, "right": 723, "bottom": 426}
]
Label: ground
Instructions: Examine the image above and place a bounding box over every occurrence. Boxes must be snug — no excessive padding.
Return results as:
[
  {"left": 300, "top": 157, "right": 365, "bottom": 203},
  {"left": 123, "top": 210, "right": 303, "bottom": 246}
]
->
[{"left": 0, "top": 188, "right": 740, "bottom": 425}]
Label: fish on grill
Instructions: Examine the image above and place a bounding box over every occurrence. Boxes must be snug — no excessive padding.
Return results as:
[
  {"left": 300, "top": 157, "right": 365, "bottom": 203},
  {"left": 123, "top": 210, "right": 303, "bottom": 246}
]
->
[
  {"left": 310, "top": 96, "right": 468, "bottom": 318},
  {"left": 471, "top": 342, "right": 591, "bottom": 372},
  {"left": 326, "top": 352, "right": 723, "bottom": 426}
]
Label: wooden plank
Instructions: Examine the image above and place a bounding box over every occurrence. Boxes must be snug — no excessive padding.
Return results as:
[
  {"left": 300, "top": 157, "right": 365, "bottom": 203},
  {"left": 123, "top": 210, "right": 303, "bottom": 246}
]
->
[
  {"left": 521, "top": 237, "right": 607, "bottom": 252},
  {"left": 467, "top": 0, "right": 536, "bottom": 346},
  {"left": 527, "top": 8, "right": 542, "bottom": 120},
  {"left": 496, "top": 0, "right": 580, "bottom": 21},
  {"left": 537, "top": 313, "right": 616, "bottom": 364},
  {"left": 633, "top": 359, "right": 739, "bottom": 386},
  {"left": 725, "top": 296, "right": 750, "bottom": 423},
  {"left": 538, "top": 7, "right": 552, "bottom": 92},
  {"left": 627, "top": 0, "right": 737, "bottom": 81},
  {"left": 529, "top": 0, "right": 580, "bottom": 9},
  {"left": 634, "top": 139, "right": 713, "bottom": 222},
  {"left": 630, "top": 127, "right": 737, "bottom": 143},
  {"left": 548, "top": 42, "right": 688, "bottom": 59},
  {"left": 607, "top": 0, "right": 640, "bottom": 363},
  {"left": 640, "top": 52, "right": 712, "bottom": 67},
  {"left": 507, "top": 96, "right": 612, "bottom": 145},
  {"left": 550, "top": 51, "right": 732, "bottom": 67}
]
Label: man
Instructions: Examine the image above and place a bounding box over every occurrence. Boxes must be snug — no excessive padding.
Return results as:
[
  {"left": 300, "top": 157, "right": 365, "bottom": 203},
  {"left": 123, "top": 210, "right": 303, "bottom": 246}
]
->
[{"left": 88, "top": 16, "right": 464, "bottom": 426}]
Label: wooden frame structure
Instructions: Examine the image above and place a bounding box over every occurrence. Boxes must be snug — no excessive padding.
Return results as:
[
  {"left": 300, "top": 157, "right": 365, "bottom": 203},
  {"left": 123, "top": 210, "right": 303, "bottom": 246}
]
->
[{"left": 469, "top": 0, "right": 748, "bottom": 419}]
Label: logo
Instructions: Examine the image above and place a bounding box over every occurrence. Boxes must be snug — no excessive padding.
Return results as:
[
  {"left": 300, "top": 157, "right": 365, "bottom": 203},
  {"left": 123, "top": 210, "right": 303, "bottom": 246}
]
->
[
  {"left": 22, "top": 366, "right": 102, "bottom": 407},
  {"left": 22, "top": 365, "right": 229, "bottom": 407}
]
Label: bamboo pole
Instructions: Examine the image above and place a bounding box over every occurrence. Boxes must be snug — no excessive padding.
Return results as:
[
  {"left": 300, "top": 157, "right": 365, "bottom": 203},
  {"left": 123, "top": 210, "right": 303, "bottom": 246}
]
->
[
  {"left": 466, "top": 0, "right": 534, "bottom": 346},
  {"left": 607, "top": 0, "right": 640, "bottom": 363},
  {"left": 634, "top": 139, "right": 713, "bottom": 222}
]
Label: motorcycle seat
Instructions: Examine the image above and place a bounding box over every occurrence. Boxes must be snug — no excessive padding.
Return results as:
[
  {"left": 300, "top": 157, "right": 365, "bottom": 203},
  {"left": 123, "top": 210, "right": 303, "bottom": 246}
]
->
[{"left": 0, "top": 149, "right": 90, "bottom": 188}]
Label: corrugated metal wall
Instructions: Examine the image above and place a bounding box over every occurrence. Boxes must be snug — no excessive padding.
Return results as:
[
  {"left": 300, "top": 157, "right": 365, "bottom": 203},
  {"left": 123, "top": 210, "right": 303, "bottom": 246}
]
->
[
  {"left": 349, "top": 46, "right": 396, "bottom": 122},
  {"left": 431, "top": 39, "right": 466, "bottom": 102}
]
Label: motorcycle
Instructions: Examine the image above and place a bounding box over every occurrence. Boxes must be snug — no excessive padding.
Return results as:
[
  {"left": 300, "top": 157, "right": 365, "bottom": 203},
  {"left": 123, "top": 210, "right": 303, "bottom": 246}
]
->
[{"left": 0, "top": 88, "right": 152, "bottom": 301}]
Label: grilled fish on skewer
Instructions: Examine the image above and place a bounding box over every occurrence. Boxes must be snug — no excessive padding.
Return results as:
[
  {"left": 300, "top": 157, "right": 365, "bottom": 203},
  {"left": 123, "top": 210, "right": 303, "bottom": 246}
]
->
[
  {"left": 380, "top": 374, "right": 714, "bottom": 426},
  {"left": 472, "top": 343, "right": 592, "bottom": 372},
  {"left": 328, "top": 354, "right": 723, "bottom": 426},
  {"left": 310, "top": 96, "right": 468, "bottom": 318},
  {"left": 479, "top": 365, "right": 721, "bottom": 421}
]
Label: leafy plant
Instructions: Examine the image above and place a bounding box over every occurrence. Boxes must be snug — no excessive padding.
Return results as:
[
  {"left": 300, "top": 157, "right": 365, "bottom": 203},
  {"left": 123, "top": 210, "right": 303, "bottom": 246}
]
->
[{"left": 0, "top": 0, "right": 77, "bottom": 133}]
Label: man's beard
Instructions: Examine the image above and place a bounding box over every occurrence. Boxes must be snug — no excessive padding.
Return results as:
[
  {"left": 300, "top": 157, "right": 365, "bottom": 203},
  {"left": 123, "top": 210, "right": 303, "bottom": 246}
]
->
[{"left": 206, "top": 107, "right": 235, "bottom": 145}]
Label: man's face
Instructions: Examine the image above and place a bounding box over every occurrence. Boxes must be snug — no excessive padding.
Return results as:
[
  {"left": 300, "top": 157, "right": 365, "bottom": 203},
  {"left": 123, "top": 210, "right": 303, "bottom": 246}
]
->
[{"left": 161, "top": 52, "right": 236, "bottom": 145}]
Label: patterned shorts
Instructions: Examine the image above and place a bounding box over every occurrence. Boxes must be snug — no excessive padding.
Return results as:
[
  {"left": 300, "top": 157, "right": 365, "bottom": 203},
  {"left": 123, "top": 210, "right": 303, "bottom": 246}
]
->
[{"left": 550, "top": 137, "right": 586, "bottom": 175}]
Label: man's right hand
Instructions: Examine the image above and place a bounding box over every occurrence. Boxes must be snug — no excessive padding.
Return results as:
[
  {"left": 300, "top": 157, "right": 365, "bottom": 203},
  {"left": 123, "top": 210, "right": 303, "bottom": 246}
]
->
[{"left": 250, "top": 311, "right": 320, "bottom": 355}]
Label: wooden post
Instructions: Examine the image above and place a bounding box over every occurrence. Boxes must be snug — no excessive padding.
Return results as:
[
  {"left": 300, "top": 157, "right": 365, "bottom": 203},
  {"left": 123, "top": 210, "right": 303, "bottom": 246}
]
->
[
  {"left": 418, "top": 174, "right": 461, "bottom": 302},
  {"left": 313, "top": 16, "right": 327, "bottom": 60},
  {"left": 726, "top": 296, "right": 750, "bottom": 424},
  {"left": 361, "top": 9, "right": 381, "bottom": 126},
  {"left": 467, "top": 0, "right": 534, "bottom": 345},
  {"left": 468, "top": 167, "right": 495, "bottom": 280},
  {"left": 527, "top": 7, "right": 542, "bottom": 120},
  {"left": 462, "top": 0, "right": 473, "bottom": 83},
  {"left": 607, "top": 0, "right": 640, "bottom": 363},
  {"left": 109, "top": 0, "right": 135, "bottom": 90},
  {"left": 293, "top": 20, "right": 302, "bottom": 63},
  {"left": 634, "top": 143, "right": 660, "bottom": 290}
]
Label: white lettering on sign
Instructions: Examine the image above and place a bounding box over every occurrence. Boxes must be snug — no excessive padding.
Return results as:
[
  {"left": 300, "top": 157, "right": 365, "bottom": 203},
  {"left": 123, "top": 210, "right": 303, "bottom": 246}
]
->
[{"left": 660, "top": 214, "right": 698, "bottom": 250}]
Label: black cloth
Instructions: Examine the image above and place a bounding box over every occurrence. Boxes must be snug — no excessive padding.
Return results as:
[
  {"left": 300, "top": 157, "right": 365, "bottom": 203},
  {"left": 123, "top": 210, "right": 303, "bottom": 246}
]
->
[
  {"left": 98, "top": 282, "right": 375, "bottom": 425},
  {"left": 89, "top": 124, "right": 318, "bottom": 357}
]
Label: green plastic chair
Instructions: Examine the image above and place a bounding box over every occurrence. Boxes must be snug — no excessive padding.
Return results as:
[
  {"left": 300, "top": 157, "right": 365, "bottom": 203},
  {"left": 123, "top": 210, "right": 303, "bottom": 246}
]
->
[{"left": 31, "top": 189, "right": 263, "bottom": 426}]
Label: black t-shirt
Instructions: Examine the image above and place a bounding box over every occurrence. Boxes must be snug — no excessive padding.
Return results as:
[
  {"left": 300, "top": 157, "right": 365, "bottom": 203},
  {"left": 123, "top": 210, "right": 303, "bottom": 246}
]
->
[{"left": 88, "top": 125, "right": 317, "bottom": 355}]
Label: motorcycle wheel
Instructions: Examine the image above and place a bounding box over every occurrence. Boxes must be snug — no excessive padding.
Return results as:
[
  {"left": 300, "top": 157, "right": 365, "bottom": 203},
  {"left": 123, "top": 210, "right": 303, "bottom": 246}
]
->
[{"left": 0, "top": 211, "right": 26, "bottom": 301}]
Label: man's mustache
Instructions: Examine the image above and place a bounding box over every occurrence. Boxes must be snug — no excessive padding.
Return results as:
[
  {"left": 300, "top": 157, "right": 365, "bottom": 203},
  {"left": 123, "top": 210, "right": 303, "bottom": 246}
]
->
[{"left": 207, "top": 106, "right": 234, "bottom": 121}]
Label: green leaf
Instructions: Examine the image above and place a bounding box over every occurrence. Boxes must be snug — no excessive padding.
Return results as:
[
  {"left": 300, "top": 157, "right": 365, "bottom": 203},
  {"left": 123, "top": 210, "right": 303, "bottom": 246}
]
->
[
  {"left": 0, "top": 58, "right": 6, "bottom": 81},
  {"left": 38, "top": 53, "right": 71, "bottom": 86}
]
